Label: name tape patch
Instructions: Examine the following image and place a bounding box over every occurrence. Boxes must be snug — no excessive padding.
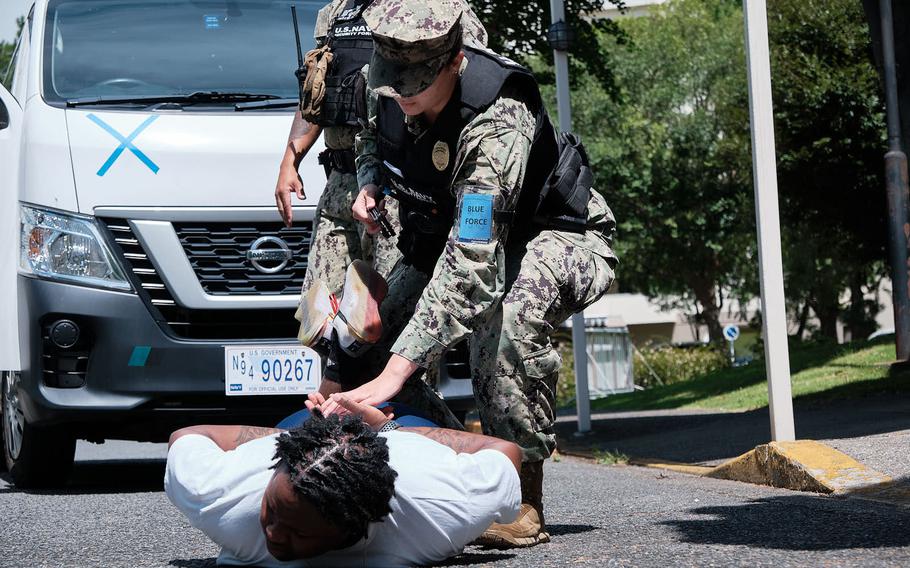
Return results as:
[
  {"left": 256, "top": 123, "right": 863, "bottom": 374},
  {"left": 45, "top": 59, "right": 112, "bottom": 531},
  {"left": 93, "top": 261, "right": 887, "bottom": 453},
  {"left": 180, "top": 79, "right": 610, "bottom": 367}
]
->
[{"left": 458, "top": 194, "right": 494, "bottom": 243}]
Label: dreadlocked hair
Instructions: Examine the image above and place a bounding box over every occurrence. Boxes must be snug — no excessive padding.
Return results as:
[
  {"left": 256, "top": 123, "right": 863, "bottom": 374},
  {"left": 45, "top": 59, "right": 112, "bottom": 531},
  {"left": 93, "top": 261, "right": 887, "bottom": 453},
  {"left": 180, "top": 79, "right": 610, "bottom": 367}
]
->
[{"left": 272, "top": 412, "right": 398, "bottom": 541}]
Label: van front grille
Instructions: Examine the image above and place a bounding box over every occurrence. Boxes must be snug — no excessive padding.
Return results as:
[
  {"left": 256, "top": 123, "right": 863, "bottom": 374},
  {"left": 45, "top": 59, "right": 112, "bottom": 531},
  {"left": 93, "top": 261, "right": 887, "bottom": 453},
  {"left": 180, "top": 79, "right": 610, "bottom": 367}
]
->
[
  {"left": 100, "top": 218, "right": 300, "bottom": 340},
  {"left": 173, "top": 222, "right": 312, "bottom": 296}
]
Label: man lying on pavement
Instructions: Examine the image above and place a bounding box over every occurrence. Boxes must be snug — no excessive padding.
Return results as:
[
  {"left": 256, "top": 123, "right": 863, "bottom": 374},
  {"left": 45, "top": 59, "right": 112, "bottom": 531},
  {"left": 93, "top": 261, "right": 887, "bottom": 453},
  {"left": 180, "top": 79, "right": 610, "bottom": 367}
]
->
[{"left": 164, "top": 394, "right": 521, "bottom": 567}]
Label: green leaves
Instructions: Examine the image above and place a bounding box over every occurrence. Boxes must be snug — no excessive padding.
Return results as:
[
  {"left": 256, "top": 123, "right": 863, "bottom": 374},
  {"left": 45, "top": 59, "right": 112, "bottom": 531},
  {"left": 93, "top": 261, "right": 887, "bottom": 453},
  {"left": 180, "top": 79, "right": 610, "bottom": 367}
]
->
[
  {"left": 541, "top": 0, "right": 886, "bottom": 342},
  {"left": 768, "top": 0, "right": 887, "bottom": 339},
  {"left": 567, "top": 0, "right": 752, "bottom": 334},
  {"left": 468, "top": 0, "right": 628, "bottom": 94}
]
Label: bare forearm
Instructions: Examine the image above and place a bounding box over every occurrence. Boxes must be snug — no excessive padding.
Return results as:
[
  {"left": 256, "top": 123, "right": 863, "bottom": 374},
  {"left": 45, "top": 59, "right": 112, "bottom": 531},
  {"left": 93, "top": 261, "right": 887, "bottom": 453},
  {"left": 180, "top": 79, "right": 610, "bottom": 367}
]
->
[
  {"left": 283, "top": 111, "right": 322, "bottom": 168},
  {"left": 400, "top": 427, "right": 522, "bottom": 473},
  {"left": 168, "top": 425, "right": 283, "bottom": 451}
]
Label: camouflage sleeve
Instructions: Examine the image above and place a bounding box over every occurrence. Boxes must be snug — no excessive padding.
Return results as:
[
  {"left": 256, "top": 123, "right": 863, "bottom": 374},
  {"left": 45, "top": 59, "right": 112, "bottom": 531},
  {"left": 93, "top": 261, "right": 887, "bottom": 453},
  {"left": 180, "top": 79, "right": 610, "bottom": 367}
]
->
[
  {"left": 355, "top": 74, "right": 383, "bottom": 189},
  {"left": 313, "top": 3, "right": 332, "bottom": 45},
  {"left": 313, "top": 0, "right": 346, "bottom": 45},
  {"left": 391, "top": 92, "right": 536, "bottom": 367}
]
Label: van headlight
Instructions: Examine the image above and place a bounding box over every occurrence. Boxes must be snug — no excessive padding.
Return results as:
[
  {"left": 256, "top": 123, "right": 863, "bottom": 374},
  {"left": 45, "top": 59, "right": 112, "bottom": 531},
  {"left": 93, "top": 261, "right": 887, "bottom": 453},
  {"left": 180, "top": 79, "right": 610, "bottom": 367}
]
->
[{"left": 20, "top": 205, "right": 132, "bottom": 291}]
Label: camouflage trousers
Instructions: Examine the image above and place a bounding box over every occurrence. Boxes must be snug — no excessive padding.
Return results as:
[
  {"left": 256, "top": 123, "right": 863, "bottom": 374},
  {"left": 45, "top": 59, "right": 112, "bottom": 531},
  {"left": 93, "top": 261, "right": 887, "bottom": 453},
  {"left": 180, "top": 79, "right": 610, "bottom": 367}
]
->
[
  {"left": 326, "top": 226, "right": 616, "bottom": 461},
  {"left": 301, "top": 169, "right": 401, "bottom": 296}
]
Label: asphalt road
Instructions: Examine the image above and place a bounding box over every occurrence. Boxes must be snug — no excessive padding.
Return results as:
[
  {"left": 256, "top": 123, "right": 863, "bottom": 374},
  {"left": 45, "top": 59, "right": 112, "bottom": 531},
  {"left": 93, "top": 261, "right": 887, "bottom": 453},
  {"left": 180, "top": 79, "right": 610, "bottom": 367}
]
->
[{"left": 2, "top": 441, "right": 909, "bottom": 568}]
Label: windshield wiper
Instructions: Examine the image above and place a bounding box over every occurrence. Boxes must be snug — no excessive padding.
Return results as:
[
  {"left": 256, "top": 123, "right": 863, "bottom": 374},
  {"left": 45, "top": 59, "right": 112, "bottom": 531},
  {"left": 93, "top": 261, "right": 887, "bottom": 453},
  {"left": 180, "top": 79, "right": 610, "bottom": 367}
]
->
[
  {"left": 234, "top": 98, "right": 299, "bottom": 111},
  {"left": 66, "top": 91, "right": 281, "bottom": 108}
]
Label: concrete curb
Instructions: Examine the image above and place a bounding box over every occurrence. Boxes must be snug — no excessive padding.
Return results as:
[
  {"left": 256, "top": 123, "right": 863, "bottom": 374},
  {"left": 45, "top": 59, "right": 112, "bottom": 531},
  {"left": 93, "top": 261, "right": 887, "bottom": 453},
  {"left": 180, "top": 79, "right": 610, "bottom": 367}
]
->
[
  {"left": 705, "top": 440, "right": 891, "bottom": 494},
  {"left": 571, "top": 440, "right": 903, "bottom": 503}
]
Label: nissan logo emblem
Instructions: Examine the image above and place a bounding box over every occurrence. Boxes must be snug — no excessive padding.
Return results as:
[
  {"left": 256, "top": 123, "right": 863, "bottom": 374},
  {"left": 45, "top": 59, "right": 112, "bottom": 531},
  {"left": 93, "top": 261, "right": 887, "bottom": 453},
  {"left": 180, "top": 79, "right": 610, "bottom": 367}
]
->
[{"left": 246, "top": 236, "right": 292, "bottom": 274}]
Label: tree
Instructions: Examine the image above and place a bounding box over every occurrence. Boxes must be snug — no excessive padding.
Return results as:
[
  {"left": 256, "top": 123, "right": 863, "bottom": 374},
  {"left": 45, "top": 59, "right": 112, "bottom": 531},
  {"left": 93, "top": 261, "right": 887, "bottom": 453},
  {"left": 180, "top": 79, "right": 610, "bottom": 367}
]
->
[
  {"left": 469, "top": 0, "right": 628, "bottom": 94},
  {"left": 559, "top": 0, "right": 754, "bottom": 343},
  {"left": 548, "top": 0, "right": 887, "bottom": 344},
  {"left": 767, "top": 0, "right": 888, "bottom": 341}
]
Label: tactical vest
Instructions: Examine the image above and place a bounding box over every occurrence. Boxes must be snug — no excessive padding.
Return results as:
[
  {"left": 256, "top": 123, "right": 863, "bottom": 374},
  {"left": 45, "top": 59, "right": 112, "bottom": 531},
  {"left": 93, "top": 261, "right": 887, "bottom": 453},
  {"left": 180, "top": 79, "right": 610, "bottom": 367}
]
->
[
  {"left": 377, "top": 46, "right": 568, "bottom": 272},
  {"left": 318, "top": 0, "right": 374, "bottom": 127}
]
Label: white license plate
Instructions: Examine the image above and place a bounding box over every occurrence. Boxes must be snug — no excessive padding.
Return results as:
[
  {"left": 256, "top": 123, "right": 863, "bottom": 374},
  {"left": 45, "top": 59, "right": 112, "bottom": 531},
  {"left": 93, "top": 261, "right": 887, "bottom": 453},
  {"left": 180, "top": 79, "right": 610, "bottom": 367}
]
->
[{"left": 224, "top": 345, "right": 321, "bottom": 396}]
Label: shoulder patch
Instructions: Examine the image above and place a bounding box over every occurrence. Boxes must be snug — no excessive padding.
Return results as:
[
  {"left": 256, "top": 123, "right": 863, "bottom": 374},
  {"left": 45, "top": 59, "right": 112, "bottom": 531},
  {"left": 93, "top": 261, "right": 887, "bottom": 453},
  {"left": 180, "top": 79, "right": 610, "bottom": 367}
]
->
[{"left": 457, "top": 193, "right": 494, "bottom": 243}]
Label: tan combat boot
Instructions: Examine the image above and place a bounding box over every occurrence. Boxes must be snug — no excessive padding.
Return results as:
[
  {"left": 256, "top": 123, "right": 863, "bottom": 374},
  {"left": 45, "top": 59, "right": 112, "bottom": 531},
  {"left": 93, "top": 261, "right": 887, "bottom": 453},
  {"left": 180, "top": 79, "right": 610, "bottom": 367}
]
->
[
  {"left": 333, "top": 260, "right": 388, "bottom": 357},
  {"left": 475, "top": 461, "right": 550, "bottom": 548}
]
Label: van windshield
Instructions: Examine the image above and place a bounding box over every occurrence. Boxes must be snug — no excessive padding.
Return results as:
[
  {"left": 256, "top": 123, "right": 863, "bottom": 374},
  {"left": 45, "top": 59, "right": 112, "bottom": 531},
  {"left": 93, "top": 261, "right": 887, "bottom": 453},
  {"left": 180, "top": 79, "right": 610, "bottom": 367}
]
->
[{"left": 43, "top": 0, "right": 321, "bottom": 106}]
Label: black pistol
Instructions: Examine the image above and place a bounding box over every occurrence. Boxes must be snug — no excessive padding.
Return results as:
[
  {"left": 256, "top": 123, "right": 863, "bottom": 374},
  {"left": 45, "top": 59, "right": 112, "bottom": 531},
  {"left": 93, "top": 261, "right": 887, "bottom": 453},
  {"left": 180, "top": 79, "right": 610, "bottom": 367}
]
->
[{"left": 368, "top": 207, "right": 395, "bottom": 238}]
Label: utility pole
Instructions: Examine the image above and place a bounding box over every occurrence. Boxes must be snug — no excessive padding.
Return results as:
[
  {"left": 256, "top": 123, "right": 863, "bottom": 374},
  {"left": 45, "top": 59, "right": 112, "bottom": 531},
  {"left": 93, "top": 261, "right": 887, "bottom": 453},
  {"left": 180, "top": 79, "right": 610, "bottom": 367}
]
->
[
  {"left": 548, "top": 0, "right": 591, "bottom": 434},
  {"left": 878, "top": 0, "right": 910, "bottom": 362}
]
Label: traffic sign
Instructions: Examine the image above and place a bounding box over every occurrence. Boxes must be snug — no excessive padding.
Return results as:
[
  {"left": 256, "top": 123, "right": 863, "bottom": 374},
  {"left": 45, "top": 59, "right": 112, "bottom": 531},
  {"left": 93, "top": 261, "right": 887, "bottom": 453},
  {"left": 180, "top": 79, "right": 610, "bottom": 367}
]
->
[{"left": 723, "top": 324, "right": 740, "bottom": 342}]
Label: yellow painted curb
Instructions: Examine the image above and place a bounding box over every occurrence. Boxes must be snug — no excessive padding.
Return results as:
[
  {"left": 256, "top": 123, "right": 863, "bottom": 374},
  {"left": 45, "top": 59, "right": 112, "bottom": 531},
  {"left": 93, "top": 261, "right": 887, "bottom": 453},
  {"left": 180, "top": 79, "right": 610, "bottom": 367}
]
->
[
  {"left": 562, "top": 440, "right": 902, "bottom": 502},
  {"left": 706, "top": 440, "right": 892, "bottom": 494}
]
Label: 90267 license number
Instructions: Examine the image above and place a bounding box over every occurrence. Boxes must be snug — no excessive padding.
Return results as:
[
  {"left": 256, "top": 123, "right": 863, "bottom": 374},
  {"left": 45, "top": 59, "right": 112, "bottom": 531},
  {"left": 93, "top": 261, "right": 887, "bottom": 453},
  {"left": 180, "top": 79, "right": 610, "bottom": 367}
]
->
[
  {"left": 243, "top": 357, "right": 314, "bottom": 382},
  {"left": 224, "top": 345, "right": 320, "bottom": 396}
]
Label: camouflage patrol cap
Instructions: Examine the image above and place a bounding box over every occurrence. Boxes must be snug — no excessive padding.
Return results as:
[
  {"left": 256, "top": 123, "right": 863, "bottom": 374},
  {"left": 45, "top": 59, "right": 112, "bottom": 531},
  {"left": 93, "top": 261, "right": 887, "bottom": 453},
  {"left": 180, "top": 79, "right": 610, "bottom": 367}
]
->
[{"left": 363, "top": 0, "right": 464, "bottom": 98}]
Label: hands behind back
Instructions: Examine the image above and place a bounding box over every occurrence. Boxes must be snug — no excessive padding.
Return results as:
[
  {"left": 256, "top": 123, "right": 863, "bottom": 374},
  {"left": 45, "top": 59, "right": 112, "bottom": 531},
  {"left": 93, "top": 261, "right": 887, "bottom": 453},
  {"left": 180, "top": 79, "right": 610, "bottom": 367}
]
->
[
  {"left": 308, "top": 339, "right": 418, "bottom": 430},
  {"left": 305, "top": 391, "right": 394, "bottom": 432}
]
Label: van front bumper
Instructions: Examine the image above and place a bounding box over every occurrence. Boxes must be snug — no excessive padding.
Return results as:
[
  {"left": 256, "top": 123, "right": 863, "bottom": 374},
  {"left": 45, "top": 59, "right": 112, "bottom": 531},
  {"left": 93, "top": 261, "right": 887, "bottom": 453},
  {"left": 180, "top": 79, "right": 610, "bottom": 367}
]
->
[{"left": 16, "top": 276, "right": 305, "bottom": 442}]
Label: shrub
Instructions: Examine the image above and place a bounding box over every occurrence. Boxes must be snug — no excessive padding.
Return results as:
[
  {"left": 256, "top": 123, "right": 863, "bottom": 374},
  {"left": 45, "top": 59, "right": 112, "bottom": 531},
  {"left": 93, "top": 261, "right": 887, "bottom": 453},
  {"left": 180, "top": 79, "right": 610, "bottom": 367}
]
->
[
  {"left": 634, "top": 345, "right": 728, "bottom": 389},
  {"left": 555, "top": 338, "right": 577, "bottom": 407}
]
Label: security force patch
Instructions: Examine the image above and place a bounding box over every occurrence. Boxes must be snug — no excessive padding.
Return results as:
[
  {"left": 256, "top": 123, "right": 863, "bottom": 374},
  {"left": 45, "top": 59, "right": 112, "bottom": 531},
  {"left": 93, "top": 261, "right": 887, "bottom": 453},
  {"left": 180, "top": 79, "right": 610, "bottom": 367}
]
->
[
  {"left": 457, "top": 193, "right": 494, "bottom": 243},
  {"left": 432, "top": 141, "right": 450, "bottom": 171}
]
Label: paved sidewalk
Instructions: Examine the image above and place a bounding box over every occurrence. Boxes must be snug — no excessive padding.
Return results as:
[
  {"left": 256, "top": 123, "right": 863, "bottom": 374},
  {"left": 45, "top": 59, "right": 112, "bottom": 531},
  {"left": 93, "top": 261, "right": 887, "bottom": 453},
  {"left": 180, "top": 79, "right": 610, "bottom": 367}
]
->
[{"left": 554, "top": 393, "right": 910, "bottom": 477}]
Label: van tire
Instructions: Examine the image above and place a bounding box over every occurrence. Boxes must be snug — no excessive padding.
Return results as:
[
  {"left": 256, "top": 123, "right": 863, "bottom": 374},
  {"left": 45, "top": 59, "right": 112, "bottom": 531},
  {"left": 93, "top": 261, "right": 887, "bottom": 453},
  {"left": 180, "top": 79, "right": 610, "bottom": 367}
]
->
[{"left": 2, "top": 371, "right": 76, "bottom": 487}]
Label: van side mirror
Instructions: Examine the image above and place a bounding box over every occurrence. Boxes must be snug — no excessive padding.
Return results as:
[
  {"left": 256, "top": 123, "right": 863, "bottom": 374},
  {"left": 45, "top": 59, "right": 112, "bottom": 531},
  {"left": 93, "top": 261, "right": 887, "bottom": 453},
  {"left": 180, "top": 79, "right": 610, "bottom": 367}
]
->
[{"left": 0, "top": 101, "right": 9, "bottom": 130}]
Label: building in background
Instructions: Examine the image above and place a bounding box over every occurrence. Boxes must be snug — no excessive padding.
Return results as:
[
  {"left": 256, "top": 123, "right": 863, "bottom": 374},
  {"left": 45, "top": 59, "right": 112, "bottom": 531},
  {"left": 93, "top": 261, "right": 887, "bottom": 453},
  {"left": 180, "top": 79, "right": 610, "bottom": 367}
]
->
[{"left": 577, "top": 279, "right": 895, "bottom": 349}]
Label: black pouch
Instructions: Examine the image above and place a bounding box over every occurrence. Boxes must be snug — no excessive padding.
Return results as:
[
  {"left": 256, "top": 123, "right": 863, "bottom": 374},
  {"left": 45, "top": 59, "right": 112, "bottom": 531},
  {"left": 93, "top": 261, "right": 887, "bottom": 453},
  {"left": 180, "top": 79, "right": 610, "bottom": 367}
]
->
[
  {"left": 535, "top": 132, "right": 593, "bottom": 232},
  {"left": 353, "top": 71, "right": 368, "bottom": 123}
]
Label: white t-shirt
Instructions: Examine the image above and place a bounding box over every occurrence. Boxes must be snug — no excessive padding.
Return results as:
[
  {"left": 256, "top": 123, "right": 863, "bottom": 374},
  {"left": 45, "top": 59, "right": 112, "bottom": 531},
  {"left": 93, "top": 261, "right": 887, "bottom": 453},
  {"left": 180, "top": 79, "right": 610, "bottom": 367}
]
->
[{"left": 165, "top": 430, "right": 520, "bottom": 567}]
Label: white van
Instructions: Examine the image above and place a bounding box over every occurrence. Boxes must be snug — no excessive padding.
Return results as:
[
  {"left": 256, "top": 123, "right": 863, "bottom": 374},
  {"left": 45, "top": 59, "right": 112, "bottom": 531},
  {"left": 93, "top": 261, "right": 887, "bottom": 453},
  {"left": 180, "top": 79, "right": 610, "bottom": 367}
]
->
[
  {"left": 0, "top": 0, "right": 475, "bottom": 488},
  {"left": 0, "top": 0, "right": 337, "bottom": 487}
]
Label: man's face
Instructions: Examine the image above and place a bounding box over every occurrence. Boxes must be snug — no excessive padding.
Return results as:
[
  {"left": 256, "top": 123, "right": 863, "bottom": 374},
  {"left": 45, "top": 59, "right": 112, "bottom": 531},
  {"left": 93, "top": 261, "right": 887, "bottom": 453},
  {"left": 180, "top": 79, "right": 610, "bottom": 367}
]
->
[
  {"left": 394, "top": 52, "right": 464, "bottom": 117},
  {"left": 259, "top": 465, "right": 350, "bottom": 561}
]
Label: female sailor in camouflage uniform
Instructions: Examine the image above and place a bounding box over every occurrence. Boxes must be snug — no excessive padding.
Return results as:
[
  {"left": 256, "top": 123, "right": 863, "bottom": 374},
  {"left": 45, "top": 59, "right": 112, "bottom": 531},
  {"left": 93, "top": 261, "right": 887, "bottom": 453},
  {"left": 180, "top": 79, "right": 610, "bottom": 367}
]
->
[{"left": 319, "top": 0, "right": 618, "bottom": 549}]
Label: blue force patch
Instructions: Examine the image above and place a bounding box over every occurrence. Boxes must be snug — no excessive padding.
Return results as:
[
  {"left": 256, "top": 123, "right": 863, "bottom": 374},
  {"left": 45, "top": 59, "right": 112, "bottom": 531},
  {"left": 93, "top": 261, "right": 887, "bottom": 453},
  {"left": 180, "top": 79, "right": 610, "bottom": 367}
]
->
[{"left": 458, "top": 193, "right": 494, "bottom": 243}]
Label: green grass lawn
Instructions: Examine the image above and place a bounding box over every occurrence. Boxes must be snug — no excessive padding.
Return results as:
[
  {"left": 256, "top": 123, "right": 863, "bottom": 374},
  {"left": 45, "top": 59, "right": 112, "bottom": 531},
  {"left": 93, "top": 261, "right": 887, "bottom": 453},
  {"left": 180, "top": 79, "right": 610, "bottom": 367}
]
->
[{"left": 587, "top": 340, "right": 910, "bottom": 413}]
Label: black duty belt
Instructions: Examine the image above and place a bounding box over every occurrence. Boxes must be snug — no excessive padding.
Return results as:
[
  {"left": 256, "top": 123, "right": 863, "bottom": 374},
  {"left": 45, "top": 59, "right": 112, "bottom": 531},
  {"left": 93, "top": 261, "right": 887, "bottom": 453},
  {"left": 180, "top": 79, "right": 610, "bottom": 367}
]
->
[{"left": 317, "top": 148, "right": 357, "bottom": 176}]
